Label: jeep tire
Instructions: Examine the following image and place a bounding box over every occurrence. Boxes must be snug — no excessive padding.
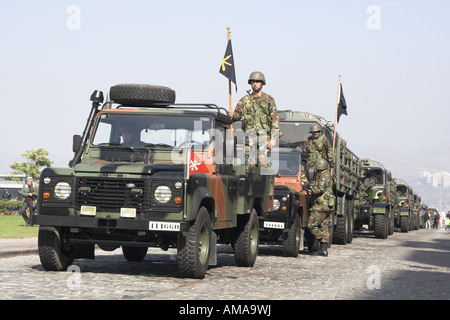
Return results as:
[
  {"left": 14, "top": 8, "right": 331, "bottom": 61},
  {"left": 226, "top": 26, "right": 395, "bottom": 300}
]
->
[
  {"left": 283, "top": 212, "right": 301, "bottom": 257},
  {"left": 110, "top": 84, "right": 176, "bottom": 106},
  {"left": 177, "top": 207, "right": 211, "bottom": 279},
  {"left": 38, "top": 226, "right": 76, "bottom": 271},
  {"left": 233, "top": 209, "right": 259, "bottom": 267}
]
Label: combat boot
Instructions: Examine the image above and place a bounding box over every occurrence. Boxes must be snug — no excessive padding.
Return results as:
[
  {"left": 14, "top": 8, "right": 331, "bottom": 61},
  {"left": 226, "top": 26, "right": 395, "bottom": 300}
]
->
[{"left": 318, "top": 242, "right": 328, "bottom": 257}]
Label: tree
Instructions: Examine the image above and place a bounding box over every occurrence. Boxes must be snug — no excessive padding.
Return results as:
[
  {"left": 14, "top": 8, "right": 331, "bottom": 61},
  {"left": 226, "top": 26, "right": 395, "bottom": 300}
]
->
[{"left": 9, "top": 148, "right": 53, "bottom": 181}]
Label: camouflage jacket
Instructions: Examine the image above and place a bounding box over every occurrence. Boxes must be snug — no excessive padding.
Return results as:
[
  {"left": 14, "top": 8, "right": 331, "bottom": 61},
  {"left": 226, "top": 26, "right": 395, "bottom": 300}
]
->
[
  {"left": 232, "top": 92, "right": 280, "bottom": 140},
  {"left": 305, "top": 135, "right": 335, "bottom": 168},
  {"left": 309, "top": 169, "right": 335, "bottom": 211}
]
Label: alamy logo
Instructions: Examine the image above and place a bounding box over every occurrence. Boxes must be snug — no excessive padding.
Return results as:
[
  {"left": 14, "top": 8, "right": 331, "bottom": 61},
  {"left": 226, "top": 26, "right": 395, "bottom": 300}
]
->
[
  {"left": 66, "top": 5, "right": 81, "bottom": 30},
  {"left": 367, "top": 5, "right": 381, "bottom": 30}
]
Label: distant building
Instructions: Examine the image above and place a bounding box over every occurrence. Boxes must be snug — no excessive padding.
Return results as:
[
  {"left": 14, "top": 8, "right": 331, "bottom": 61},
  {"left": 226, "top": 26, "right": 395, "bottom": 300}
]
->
[{"left": 0, "top": 174, "right": 26, "bottom": 199}]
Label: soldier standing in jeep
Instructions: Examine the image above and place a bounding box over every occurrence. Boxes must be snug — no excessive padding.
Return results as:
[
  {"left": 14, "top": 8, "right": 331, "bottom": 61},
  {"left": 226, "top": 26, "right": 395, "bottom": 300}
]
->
[{"left": 229, "top": 71, "right": 279, "bottom": 167}]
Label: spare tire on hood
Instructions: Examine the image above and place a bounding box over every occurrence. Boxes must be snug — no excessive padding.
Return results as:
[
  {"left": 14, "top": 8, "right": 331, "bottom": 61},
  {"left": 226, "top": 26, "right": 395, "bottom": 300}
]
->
[{"left": 109, "top": 84, "right": 176, "bottom": 106}]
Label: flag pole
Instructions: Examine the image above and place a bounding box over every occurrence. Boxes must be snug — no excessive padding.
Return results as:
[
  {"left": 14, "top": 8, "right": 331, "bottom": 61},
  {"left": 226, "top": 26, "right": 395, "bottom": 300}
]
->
[
  {"left": 227, "top": 26, "right": 232, "bottom": 114},
  {"left": 332, "top": 74, "right": 341, "bottom": 152}
]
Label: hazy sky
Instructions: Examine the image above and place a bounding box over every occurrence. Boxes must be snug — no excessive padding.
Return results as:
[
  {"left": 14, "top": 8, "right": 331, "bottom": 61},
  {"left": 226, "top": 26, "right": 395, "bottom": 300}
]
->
[{"left": 1, "top": 0, "right": 449, "bottom": 173}]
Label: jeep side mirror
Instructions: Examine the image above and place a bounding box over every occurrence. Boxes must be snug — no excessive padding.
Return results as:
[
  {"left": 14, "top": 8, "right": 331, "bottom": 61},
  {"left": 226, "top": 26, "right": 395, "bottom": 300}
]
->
[{"left": 73, "top": 134, "right": 82, "bottom": 153}]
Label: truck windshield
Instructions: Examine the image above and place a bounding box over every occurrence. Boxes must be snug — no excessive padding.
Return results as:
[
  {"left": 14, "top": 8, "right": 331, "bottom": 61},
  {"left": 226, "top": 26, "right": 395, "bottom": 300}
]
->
[
  {"left": 92, "top": 113, "right": 212, "bottom": 149},
  {"left": 363, "top": 168, "right": 383, "bottom": 185},
  {"left": 397, "top": 185, "right": 408, "bottom": 196},
  {"left": 279, "top": 122, "right": 315, "bottom": 147}
]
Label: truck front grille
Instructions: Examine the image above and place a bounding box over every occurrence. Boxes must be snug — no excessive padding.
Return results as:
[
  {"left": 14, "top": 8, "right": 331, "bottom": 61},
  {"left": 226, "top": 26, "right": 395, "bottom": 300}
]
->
[{"left": 74, "top": 177, "right": 150, "bottom": 213}]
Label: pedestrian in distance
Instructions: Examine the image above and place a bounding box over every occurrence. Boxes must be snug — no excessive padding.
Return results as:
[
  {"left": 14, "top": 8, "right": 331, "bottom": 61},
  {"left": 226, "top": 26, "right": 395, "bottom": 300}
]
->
[
  {"left": 229, "top": 71, "right": 280, "bottom": 167},
  {"left": 19, "top": 177, "right": 38, "bottom": 226},
  {"left": 432, "top": 211, "right": 440, "bottom": 229},
  {"left": 306, "top": 158, "right": 336, "bottom": 257},
  {"left": 423, "top": 210, "right": 430, "bottom": 229}
]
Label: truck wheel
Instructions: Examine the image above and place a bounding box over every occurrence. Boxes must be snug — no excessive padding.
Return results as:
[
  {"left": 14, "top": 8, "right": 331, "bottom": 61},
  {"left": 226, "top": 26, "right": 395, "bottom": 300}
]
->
[
  {"left": 122, "top": 246, "right": 148, "bottom": 261},
  {"left": 177, "top": 207, "right": 211, "bottom": 279},
  {"left": 234, "top": 209, "right": 259, "bottom": 267},
  {"left": 374, "top": 214, "right": 388, "bottom": 239},
  {"left": 334, "top": 214, "right": 348, "bottom": 245},
  {"left": 38, "top": 226, "right": 76, "bottom": 271},
  {"left": 110, "top": 83, "right": 176, "bottom": 106},
  {"left": 388, "top": 210, "right": 394, "bottom": 235},
  {"left": 400, "top": 216, "right": 409, "bottom": 232},
  {"left": 283, "top": 213, "right": 301, "bottom": 257}
]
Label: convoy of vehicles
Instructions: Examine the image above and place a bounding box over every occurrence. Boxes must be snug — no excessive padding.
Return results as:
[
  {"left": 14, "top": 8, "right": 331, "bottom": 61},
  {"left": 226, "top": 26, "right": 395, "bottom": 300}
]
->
[{"left": 30, "top": 83, "right": 426, "bottom": 278}]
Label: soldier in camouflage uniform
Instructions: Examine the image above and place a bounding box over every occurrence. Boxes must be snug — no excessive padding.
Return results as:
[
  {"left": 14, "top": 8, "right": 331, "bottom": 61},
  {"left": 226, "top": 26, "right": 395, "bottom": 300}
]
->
[
  {"left": 229, "top": 71, "right": 280, "bottom": 167},
  {"left": 306, "top": 158, "right": 335, "bottom": 256},
  {"left": 305, "top": 124, "right": 335, "bottom": 169}
]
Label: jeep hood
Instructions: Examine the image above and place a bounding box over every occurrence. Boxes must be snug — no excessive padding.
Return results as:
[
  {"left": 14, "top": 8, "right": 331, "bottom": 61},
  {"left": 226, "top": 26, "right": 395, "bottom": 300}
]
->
[{"left": 74, "top": 162, "right": 184, "bottom": 175}]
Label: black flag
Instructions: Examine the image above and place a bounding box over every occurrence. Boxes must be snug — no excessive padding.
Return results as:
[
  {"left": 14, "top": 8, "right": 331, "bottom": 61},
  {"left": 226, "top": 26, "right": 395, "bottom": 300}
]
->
[
  {"left": 219, "top": 39, "right": 237, "bottom": 91},
  {"left": 337, "top": 83, "right": 347, "bottom": 122}
]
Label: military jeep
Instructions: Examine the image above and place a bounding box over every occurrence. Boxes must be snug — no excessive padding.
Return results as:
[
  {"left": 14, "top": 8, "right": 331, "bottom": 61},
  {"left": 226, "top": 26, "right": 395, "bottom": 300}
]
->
[
  {"left": 258, "top": 148, "right": 309, "bottom": 257},
  {"left": 32, "top": 84, "right": 274, "bottom": 279}
]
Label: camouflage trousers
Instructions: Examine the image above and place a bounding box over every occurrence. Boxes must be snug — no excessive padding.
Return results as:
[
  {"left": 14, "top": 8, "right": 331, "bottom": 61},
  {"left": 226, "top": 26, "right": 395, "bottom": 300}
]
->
[
  {"left": 245, "top": 132, "right": 270, "bottom": 167},
  {"left": 307, "top": 209, "right": 332, "bottom": 243}
]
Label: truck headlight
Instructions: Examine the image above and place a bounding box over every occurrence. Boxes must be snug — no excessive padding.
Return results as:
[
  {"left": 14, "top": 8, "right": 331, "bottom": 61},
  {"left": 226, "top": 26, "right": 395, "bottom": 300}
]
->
[
  {"left": 154, "top": 185, "right": 172, "bottom": 204},
  {"left": 54, "top": 182, "right": 71, "bottom": 200}
]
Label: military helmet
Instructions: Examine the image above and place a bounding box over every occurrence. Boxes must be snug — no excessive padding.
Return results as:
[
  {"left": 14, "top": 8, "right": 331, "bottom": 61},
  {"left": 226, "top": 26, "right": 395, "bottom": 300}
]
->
[
  {"left": 314, "top": 158, "right": 328, "bottom": 170},
  {"left": 310, "top": 124, "right": 321, "bottom": 133},
  {"left": 248, "top": 71, "right": 266, "bottom": 85}
]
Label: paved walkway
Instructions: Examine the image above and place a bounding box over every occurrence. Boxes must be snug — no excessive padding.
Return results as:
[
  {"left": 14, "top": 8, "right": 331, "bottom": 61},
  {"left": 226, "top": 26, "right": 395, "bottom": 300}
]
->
[{"left": 0, "top": 237, "right": 38, "bottom": 258}]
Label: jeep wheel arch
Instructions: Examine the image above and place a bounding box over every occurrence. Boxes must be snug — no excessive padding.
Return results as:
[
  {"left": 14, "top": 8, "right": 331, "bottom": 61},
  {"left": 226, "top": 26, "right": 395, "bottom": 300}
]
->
[{"left": 189, "top": 187, "right": 215, "bottom": 221}]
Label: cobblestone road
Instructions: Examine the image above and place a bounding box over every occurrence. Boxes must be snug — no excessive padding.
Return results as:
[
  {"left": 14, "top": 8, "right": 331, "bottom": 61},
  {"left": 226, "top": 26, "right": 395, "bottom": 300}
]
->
[{"left": 1, "top": 228, "right": 449, "bottom": 301}]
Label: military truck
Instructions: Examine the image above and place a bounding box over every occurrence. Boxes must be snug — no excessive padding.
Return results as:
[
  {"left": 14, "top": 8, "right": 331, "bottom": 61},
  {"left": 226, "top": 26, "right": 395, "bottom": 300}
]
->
[
  {"left": 394, "top": 178, "right": 414, "bottom": 232},
  {"left": 32, "top": 84, "right": 275, "bottom": 279},
  {"left": 257, "top": 147, "right": 309, "bottom": 257},
  {"left": 276, "top": 110, "right": 360, "bottom": 245},
  {"left": 356, "top": 159, "right": 396, "bottom": 238},
  {"left": 411, "top": 192, "right": 421, "bottom": 230}
]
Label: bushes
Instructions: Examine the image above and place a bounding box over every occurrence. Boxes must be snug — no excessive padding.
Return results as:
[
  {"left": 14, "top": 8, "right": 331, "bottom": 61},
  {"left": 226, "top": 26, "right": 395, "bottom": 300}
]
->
[{"left": 0, "top": 199, "right": 21, "bottom": 215}]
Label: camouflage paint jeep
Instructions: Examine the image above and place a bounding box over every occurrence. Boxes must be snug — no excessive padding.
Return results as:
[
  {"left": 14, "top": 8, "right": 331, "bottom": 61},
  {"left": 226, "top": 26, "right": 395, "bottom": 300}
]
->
[
  {"left": 32, "top": 84, "right": 275, "bottom": 279},
  {"left": 258, "top": 148, "right": 309, "bottom": 257}
]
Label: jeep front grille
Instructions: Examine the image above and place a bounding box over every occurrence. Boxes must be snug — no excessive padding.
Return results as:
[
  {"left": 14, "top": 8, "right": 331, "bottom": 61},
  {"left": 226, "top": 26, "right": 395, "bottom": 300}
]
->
[{"left": 74, "top": 177, "right": 150, "bottom": 213}]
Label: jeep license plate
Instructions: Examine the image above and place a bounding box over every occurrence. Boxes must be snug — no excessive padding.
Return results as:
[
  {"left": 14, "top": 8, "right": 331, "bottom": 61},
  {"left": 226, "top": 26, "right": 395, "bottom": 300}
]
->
[
  {"left": 264, "top": 221, "right": 285, "bottom": 229},
  {"left": 149, "top": 221, "right": 180, "bottom": 231}
]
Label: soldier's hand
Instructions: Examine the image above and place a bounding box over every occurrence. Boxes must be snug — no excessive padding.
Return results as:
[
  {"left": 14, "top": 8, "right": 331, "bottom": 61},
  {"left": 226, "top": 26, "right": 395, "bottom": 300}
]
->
[{"left": 228, "top": 110, "right": 233, "bottom": 118}]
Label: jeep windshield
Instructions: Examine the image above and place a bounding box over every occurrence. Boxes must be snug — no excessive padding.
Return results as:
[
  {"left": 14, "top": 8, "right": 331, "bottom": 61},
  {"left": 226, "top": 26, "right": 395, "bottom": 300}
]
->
[
  {"left": 273, "top": 153, "right": 300, "bottom": 176},
  {"left": 90, "top": 113, "right": 212, "bottom": 162}
]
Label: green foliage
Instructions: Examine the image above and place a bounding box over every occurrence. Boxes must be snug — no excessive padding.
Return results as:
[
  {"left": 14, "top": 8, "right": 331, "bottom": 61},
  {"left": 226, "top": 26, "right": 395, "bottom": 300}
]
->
[
  {"left": 9, "top": 148, "right": 53, "bottom": 180},
  {"left": 0, "top": 199, "right": 21, "bottom": 214}
]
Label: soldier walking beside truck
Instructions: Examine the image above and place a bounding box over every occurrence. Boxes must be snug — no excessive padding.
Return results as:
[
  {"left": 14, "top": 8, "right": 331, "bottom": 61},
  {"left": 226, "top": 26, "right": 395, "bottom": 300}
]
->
[{"left": 306, "top": 158, "right": 335, "bottom": 257}]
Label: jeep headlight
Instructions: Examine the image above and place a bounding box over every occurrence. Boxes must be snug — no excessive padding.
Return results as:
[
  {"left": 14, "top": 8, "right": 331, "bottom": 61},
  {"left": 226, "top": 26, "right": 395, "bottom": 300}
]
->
[
  {"left": 273, "top": 199, "right": 280, "bottom": 211},
  {"left": 54, "top": 182, "right": 71, "bottom": 200},
  {"left": 154, "top": 185, "right": 172, "bottom": 204}
]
